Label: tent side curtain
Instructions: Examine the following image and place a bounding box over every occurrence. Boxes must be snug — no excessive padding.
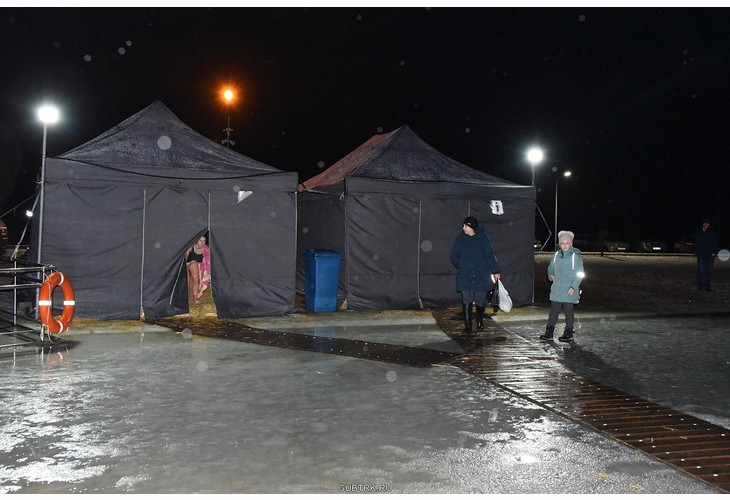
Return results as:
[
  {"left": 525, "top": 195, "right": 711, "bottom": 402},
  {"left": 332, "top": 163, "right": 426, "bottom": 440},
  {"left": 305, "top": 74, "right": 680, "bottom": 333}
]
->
[
  {"left": 40, "top": 182, "right": 145, "bottom": 319},
  {"left": 345, "top": 194, "right": 422, "bottom": 310},
  {"left": 417, "top": 198, "right": 472, "bottom": 308},
  {"left": 211, "top": 189, "right": 297, "bottom": 318},
  {"left": 343, "top": 193, "right": 534, "bottom": 310}
]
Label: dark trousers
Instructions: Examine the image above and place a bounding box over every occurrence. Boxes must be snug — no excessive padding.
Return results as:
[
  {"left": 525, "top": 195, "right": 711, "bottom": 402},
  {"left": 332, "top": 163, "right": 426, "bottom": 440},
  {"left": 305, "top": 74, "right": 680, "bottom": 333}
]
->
[
  {"left": 697, "top": 254, "right": 715, "bottom": 290},
  {"left": 548, "top": 301, "right": 574, "bottom": 330}
]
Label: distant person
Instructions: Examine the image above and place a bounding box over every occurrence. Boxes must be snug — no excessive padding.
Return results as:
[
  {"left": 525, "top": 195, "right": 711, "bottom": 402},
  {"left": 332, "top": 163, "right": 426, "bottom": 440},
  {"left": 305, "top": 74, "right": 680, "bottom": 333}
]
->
[
  {"left": 539, "top": 230, "right": 585, "bottom": 343},
  {"left": 450, "top": 216, "right": 501, "bottom": 335},
  {"left": 694, "top": 220, "right": 720, "bottom": 291},
  {"left": 186, "top": 234, "right": 211, "bottom": 305}
]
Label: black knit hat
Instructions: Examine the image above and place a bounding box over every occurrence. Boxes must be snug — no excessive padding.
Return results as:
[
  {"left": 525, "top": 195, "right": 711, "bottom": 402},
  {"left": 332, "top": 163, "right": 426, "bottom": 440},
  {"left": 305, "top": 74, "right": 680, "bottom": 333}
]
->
[{"left": 463, "top": 216, "right": 478, "bottom": 230}]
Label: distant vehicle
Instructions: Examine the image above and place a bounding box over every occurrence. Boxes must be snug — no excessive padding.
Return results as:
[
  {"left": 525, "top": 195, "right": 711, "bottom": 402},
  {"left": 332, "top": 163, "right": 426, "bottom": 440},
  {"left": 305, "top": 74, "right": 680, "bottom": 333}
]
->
[
  {"left": 673, "top": 235, "right": 696, "bottom": 253},
  {"left": 573, "top": 233, "right": 630, "bottom": 252},
  {"left": 0, "top": 218, "right": 7, "bottom": 256},
  {"left": 634, "top": 238, "right": 667, "bottom": 253},
  {"left": 534, "top": 239, "right": 543, "bottom": 250},
  {"left": 599, "top": 238, "right": 631, "bottom": 252}
]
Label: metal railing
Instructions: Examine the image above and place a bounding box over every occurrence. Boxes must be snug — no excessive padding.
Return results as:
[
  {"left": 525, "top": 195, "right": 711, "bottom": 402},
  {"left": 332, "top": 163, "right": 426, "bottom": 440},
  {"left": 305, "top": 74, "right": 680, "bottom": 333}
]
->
[{"left": 0, "top": 256, "right": 59, "bottom": 351}]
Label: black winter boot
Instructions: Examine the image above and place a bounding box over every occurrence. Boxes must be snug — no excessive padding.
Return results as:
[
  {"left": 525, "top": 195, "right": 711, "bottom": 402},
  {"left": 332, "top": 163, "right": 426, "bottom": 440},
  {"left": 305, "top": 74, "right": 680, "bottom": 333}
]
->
[
  {"left": 475, "top": 305, "right": 486, "bottom": 332},
  {"left": 558, "top": 328, "right": 575, "bottom": 342},
  {"left": 462, "top": 303, "right": 473, "bottom": 335},
  {"left": 539, "top": 324, "right": 555, "bottom": 341}
]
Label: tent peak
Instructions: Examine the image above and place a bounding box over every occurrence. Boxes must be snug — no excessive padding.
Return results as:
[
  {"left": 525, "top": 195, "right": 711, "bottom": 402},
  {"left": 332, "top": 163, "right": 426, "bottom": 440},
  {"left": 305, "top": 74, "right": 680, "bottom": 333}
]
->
[
  {"left": 57, "top": 101, "right": 283, "bottom": 176},
  {"left": 302, "top": 125, "right": 521, "bottom": 190}
]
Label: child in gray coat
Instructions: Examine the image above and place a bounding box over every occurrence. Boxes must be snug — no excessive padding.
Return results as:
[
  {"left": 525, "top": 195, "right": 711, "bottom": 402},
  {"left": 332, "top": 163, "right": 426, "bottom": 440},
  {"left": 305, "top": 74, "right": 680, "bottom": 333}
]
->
[{"left": 539, "top": 230, "right": 585, "bottom": 342}]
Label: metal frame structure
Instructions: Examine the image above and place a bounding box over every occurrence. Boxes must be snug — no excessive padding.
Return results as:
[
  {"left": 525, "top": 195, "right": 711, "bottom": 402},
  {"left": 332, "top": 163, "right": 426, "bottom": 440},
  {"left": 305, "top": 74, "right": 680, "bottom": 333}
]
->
[{"left": 0, "top": 257, "right": 63, "bottom": 352}]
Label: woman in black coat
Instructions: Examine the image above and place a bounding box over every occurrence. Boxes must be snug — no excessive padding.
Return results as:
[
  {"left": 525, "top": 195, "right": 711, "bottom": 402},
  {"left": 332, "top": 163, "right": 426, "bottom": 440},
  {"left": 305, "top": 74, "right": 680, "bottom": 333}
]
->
[{"left": 450, "top": 216, "right": 501, "bottom": 334}]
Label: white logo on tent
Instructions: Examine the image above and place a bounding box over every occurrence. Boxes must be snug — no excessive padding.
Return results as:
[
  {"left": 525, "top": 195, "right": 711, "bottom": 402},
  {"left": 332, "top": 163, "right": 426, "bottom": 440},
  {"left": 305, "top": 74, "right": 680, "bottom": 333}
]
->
[
  {"left": 490, "top": 200, "right": 504, "bottom": 215},
  {"left": 237, "top": 190, "right": 253, "bottom": 203}
]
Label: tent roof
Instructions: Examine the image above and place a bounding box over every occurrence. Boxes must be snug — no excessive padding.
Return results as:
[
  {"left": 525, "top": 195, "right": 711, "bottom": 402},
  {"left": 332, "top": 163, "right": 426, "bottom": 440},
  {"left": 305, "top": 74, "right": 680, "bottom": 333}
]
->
[
  {"left": 58, "top": 100, "right": 283, "bottom": 176},
  {"left": 301, "top": 125, "right": 519, "bottom": 190}
]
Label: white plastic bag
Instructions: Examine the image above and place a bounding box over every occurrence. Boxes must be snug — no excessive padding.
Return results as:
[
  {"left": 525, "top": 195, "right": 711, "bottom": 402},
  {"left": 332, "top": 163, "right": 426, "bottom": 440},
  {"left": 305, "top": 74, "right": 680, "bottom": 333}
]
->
[{"left": 497, "top": 280, "right": 512, "bottom": 313}]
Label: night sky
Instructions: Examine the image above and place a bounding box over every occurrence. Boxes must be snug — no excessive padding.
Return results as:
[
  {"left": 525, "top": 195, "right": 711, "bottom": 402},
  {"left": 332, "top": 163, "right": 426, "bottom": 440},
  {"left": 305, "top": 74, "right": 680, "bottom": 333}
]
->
[{"left": 1, "top": 6, "right": 729, "bottom": 246}]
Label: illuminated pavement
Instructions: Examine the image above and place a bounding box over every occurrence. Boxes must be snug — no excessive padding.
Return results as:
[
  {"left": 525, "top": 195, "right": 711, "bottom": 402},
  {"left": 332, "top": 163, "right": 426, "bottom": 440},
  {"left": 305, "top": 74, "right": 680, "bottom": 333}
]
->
[
  {"left": 489, "top": 305, "right": 730, "bottom": 432},
  {"left": 0, "top": 308, "right": 726, "bottom": 494}
]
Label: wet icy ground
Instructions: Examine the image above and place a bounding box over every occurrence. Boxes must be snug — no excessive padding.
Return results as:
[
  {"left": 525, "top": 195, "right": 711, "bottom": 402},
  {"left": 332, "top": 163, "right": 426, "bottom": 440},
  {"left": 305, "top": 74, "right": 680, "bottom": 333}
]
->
[
  {"left": 0, "top": 321, "right": 721, "bottom": 494},
  {"left": 494, "top": 310, "right": 730, "bottom": 431}
]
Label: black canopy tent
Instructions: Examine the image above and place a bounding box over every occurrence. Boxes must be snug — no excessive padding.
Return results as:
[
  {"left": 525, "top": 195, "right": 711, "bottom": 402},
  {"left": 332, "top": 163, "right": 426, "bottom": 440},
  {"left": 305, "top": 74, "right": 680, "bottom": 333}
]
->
[
  {"left": 35, "top": 101, "right": 297, "bottom": 320},
  {"left": 297, "top": 126, "right": 535, "bottom": 310}
]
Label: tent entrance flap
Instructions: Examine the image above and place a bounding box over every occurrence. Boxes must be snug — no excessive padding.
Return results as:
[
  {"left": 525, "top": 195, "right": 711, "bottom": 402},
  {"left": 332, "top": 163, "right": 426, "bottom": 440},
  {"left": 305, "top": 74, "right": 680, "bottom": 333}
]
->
[
  {"left": 170, "top": 257, "right": 188, "bottom": 311},
  {"left": 142, "top": 188, "right": 208, "bottom": 319}
]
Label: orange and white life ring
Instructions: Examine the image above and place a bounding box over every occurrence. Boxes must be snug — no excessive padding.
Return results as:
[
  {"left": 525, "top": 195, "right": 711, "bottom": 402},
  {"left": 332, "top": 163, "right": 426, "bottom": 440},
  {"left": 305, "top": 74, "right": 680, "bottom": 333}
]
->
[{"left": 38, "top": 272, "right": 75, "bottom": 334}]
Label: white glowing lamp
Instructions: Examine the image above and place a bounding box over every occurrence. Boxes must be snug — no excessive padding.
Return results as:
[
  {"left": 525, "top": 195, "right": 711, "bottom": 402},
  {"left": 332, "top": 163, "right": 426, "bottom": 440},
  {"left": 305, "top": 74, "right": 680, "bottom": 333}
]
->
[{"left": 38, "top": 105, "right": 59, "bottom": 124}]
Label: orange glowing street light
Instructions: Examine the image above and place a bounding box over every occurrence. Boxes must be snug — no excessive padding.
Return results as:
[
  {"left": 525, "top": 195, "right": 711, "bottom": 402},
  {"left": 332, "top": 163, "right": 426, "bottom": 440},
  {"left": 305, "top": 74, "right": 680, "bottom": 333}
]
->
[{"left": 222, "top": 88, "right": 235, "bottom": 148}]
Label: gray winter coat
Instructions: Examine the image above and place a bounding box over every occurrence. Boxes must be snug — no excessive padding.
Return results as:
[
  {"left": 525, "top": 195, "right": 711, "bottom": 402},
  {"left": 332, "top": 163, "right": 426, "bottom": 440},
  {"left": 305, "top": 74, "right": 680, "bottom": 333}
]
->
[{"left": 547, "top": 247, "right": 584, "bottom": 304}]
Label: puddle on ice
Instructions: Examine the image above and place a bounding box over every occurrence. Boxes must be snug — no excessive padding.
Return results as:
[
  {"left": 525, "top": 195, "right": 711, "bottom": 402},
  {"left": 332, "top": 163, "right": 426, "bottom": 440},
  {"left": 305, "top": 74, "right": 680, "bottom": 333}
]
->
[
  {"left": 0, "top": 330, "right": 718, "bottom": 494},
  {"left": 247, "top": 321, "right": 466, "bottom": 354}
]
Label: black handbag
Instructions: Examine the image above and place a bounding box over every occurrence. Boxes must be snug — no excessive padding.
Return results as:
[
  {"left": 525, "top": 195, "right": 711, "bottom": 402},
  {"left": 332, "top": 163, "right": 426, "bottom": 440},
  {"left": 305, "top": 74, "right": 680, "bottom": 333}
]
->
[{"left": 487, "top": 283, "right": 499, "bottom": 310}]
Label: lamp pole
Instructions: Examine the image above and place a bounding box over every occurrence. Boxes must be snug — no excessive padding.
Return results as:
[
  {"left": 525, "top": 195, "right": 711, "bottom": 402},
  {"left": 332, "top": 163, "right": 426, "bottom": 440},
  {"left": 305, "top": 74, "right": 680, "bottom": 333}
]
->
[
  {"left": 36, "top": 105, "right": 59, "bottom": 266},
  {"left": 554, "top": 170, "right": 572, "bottom": 251},
  {"left": 36, "top": 105, "right": 59, "bottom": 321},
  {"left": 526, "top": 147, "right": 544, "bottom": 186},
  {"left": 222, "top": 88, "right": 235, "bottom": 148}
]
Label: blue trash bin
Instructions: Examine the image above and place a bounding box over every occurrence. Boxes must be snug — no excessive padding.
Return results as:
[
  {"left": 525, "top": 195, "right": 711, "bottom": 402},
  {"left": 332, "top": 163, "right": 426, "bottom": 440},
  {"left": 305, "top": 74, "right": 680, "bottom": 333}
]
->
[{"left": 304, "top": 249, "right": 342, "bottom": 312}]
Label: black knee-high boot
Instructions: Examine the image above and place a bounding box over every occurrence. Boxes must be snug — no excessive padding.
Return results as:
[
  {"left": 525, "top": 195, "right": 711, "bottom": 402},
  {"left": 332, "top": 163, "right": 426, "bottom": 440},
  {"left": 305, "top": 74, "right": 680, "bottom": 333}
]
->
[
  {"left": 462, "top": 303, "right": 473, "bottom": 334},
  {"left": 475, "top": 305, "right": 485, "bottom": 332}
]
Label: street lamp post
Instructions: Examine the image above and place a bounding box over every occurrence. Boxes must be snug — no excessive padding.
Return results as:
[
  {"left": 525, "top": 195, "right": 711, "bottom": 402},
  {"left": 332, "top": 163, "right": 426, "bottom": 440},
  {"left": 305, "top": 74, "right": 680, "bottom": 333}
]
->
[
  {"left": 221, "top": 88, "right": 235, "bottom": 148},
  {"left": 36, "top": 104, "right": 59, "bottom": 320},
  {"left": 527, "top": 147, "right": 544, "bottom": 186},
  {"left": 554, "top": 170, "right": 572, "bottom": 250},
  {"left": 36, "top": 105, "right": 59, "bottom": 266}
]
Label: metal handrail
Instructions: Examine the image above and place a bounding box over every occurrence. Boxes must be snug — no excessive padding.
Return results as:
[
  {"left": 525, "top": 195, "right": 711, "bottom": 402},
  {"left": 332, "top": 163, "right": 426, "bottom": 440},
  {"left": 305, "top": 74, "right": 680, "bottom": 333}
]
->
[
  {"left": 0, "top": 266, "right": 49, "bottom": 274},
  {"left": 0, "top": 257, "right": 58, "bottom": 351}
]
